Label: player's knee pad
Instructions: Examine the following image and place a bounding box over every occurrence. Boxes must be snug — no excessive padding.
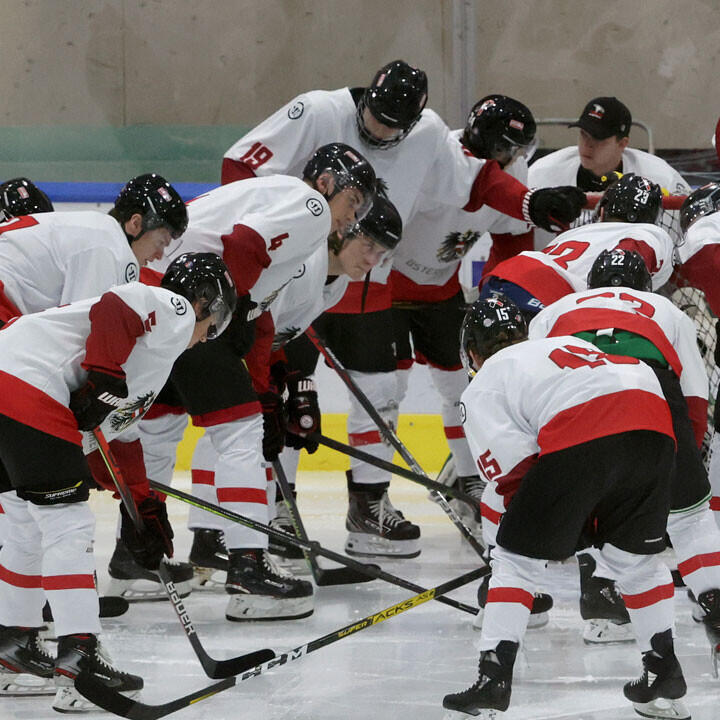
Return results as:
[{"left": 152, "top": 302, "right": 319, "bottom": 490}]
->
[
  {"left": 492, "top": 544, "right": 547, "bottom": 589},
  {"left": 29, "top": 499, "right": 95, "bottom": 551},
  {"left": 667, "top": 502, "right": 719, "bottom": 560},
  {"left": 347, "top": 370, "right": 399, "bottom": 431},
  {"left": 600, "top": 543, "right": 672, "bottom": 596},
  {"left": 16, "top": 478, "right": 90, "bottom": 506}
]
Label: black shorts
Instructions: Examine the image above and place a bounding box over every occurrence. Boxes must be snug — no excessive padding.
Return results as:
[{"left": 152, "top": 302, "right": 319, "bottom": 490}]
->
[
  {"left": 497, "top": 431, "right": 675, "bottom": 560},
  {"left": 313, "top": 309, "right": 396, "bottom": 373},
  {"left": 0, "top": 415, "right": 92, "bottom": 504},
  {"left": 652, "top": 367, "right": 711, "bottom": 511},
  {"left": 164, "top": 331, "right": 257, "bottom": 418},
  {"left": 392, "top": 292, "right": 466, "bottom": 370}
]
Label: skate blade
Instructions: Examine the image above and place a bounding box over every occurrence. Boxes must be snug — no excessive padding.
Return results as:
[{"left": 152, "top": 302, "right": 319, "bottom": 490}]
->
[
  {"left": 225, "top": 594, "right": 314, "bottom": 622},
  {"left": 0, "top": 673, "right": 56, "bottom": 696},
  {"left": 345, "top": 533, "right": 421, "bottom": 559},
  {"left": 52, "top": 685, "right": 141, "bottom": 713},
  {"left": 583, "top": 619, "right": 635, "bottom": 644},
  {"left": 631, "top": 697, "right": 690, "bottom": 720},
  {"left": 441, "top": 706, "right": 501, "bottom": 718},
  {"left": 106, "top": 577, "right": 192, "bottom": 602}
]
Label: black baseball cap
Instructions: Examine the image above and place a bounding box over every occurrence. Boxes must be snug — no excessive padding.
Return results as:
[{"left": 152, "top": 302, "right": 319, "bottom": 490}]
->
[{"left": 569, "top": 97, "right": 632, "bottom": 140}]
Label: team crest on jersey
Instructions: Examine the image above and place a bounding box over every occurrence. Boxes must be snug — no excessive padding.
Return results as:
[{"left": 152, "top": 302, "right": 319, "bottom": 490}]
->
[
  {"left": 125, "top": 263, "right": 138, "bottom": 282},
  {"left": 171, "top": 296, "right": 188, "bottom": 315},
  {"left": 459, "top": 401, "right": 467, "bottom": 424},
  {"left": 437, "top": 230, "right": 481, "bottom": 263},
  {"left": 306, "top": 198, "right": 324, "bottom": 216},
  {"left": 109, "top": 391, "right": 157, "bottom": 434},
  {"left": 288, "top": 101, "right": 305, "bottom": 120}
]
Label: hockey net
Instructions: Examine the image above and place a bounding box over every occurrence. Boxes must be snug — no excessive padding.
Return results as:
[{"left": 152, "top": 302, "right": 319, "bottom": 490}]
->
[{"left": 581, "top": 193, "right": 719, "bottom": 454}]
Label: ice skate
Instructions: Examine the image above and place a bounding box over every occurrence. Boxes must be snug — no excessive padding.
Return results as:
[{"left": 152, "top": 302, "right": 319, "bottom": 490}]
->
[
  {"left": 442, "top": 641, "right": 518, "bottom": 717},
  {"left": 189, "top": 528, "right": 228, "bottom": 591},
  {"left": 225, "top": 548, "right": 314, "bottom": 621},
  {"left": 696, "top": 588, "right": 720, "bottom": 678},
  {"left": 0, "top": 625, "right": 55, "bottom": 696},
  {"left": 268, "top": 498, "right": 309, "bottom": 575},
  {"left": 578, "top": 552, "right": 633, "bottom": 644},
  {"left": 474, "top": 573, "right": 553, "bottom": 630},
  {"left": 345, "top": 479, "right": 421, "bottom": 558},
  {"left": 623, "top": 629, "right": 689, "bottom": 720},
  {"left": 53, "top": 633, "right": 143, "bottom": 713}
]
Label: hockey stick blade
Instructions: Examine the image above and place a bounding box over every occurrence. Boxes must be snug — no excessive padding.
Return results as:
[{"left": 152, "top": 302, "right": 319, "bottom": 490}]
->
[
  {"left": 313, "top": 563, "right": 381, "bottom": 586},
  {"left": 74, "top": 673, "right": 235, "bottom": 720}
]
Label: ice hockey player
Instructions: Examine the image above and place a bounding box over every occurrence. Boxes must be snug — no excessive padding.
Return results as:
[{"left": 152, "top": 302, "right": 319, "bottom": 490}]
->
[
  {"left": 443, "top": 296, "right": 690, "bottom": 720},
  {"left": 528, "top": 249, "right": 720, "bottom": 662},
  {"left": 479, "top": 173, "right": 673, "bottom": 320},
  {"left": 390, "top": 95, "right": 536, "bottom": 538},
  {"left": 0, "top": 252, "right": 237, "bottom": 711},
  {"left": 0, "top": 177, "right": 54, "bottom": 220},
  {"left": 136, "top": 143, "right": 376, "bottom": 619},
  {"left": 222, "top": 59, "right": 585, "bottom": 557},
  {"left": 188, "top": 190, "right": 403, "bottom": 570},
  {"left": 528, "top": 95, "right": 691, "bottom": 248}
]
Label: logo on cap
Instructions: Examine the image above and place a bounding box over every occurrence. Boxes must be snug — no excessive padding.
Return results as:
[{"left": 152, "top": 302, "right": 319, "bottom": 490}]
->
[{"left": 589, "top": 104, "right": 605, "bottom": 120}]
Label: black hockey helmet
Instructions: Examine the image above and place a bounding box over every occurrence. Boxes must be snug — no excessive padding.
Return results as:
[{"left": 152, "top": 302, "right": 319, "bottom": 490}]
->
[
  {"left": 112, "top": 173, "right": 188, "bottom": 241},
  {"left": 680, "top": 182, "right": 720, "bottom": 233},
  {"left": 356, "top": 60, "right": 428, "bottom": 149},
  {"left": 596, "top": 172, "right": 662, "bottom": 225},
  {"left": 587, "top": 248, "right": 652, "bottom": 292},
  {"left": 461, "top": 95, "right": 537, "bottom": 165},
  {"left": 303, "top": 143, "right": 376, "bottom": 221},
  {"left": 0, "top": 177, "right": 53, "bottom": 221},
  {"left": 354, "top": 183, "right": 402, "bottom": 251},
  {"left": 161, "top": 252, "right": 237, "bottom": 340},
  {"left": 460, "top": 295, "right": 528, "bottom": 375}
]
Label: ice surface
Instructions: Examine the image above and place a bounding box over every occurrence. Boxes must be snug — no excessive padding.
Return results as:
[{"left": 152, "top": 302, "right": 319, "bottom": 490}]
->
[{"left": 4, "top": 471, "right": 719, "bottom": 720}]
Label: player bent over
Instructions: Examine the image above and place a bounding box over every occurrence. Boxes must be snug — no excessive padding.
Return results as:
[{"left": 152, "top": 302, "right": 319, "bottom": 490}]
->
[
  {"left": 443, "top": 296, "right": 690, "bottom": 720},
  {"left": 0, "top": 253, "right": 236, "bottom": 710}
]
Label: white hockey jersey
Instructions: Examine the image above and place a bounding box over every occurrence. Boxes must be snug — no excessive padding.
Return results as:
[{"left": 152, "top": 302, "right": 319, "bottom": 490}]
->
[
  {"left": 269, "top": 246, "right": 349, "bottom": 350},
  {"left": 528, "top": 287, "right": 709, "bottom": 443},
  {"left": 529, "top": 146, "right": 691, "bottom": 196},
  {"left": 391, "top": 129, "right": 530, "bottom": 295},
  {"left": 675, "top": 211, "right": 720, "bottom": 316},
  {"left": 0, "top": 212, "right": 139, "bottom": 321},
  {"left": 151, "top": 176, "right": 331, "bottom": 313},
  {"left": 0, "top": 283, "right": 195, "bottom": 446},
  {"left": 487, "top": 221, "right": 674, "bottom": 305},
  {"left": 461, "top": 336, "right": 674, "bottom": 496}
]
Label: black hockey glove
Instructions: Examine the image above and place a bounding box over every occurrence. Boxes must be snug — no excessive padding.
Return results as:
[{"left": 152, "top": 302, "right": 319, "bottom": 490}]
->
[
  {"left": 285, "top": 377, "right": 321, "bottom": 454},
  {"left": 259, "top": 391, "right": 286, "bottom": 461},
  {"left": 525, "top": 186, "right": 586, "bottom": 233},
  {"left": 222, "top": 294, "right": 258, "bottom": 356},
  {"left": 119, "top": 492, "right": 174, "bottom": 571},
  {"left": 69, "top": 370, "right": 128, "bottom": 432}
]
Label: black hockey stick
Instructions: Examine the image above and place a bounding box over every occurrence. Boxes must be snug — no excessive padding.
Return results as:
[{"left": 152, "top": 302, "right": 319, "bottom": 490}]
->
[
  {"left": 154, "top": 481, "right": 479, "bottom": 616},
  {"left": 272, "top": 458, "right": 377, "bottom": 586},
  {"left": 91, "top": 430, "right": 275, "bottom": 679},
  {"left": 310, "top": 432, "right": 478, "bottom": 504},
  {"left": 305, "top": 325, "right": 486, "bottom": 557},
  {"left": 75, "top": 566, "right": 485, "bottom": 719}
]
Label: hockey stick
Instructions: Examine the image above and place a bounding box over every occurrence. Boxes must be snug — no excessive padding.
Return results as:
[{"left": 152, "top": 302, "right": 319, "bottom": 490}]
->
[
  {"left": 272, "top": 458, "right": 377, "bottom": 586},
  {"left": 305, "top": 325, "right": 486, "bottom": 557},
  {"left": 76, "top": 566, "right": 485, "bottom": 719},
  {"left": 310, "top": 432, "right": 478, "bottom": 504},
  {"left": 153, "top": 480, "right": 479, "bottom": 616},
  {"left": 91, "top": 430, "right": 275, "bottom": 679}
]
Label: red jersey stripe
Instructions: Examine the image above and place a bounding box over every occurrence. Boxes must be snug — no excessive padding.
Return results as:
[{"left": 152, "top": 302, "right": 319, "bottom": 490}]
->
[
  {"left": 217, "top": 487, "right": 267, "bottom": 505},
  {"left": 192, "top": 469, "right": 215, "bottom": 486},
  {"left": 677, "top": 551, "right": 720, "bottom": 577},
  {"left": 622, "top": 582, "right": 674, "bottom": 609},
  {"left": 486, "top": 587, "right": 534, "bottom": 610},
  {"left": 348, "top": 430, "right": 383, "bottom": 447},
  {"left": 0, "top": 564, "right": 42, "bottom": 589},
  {"left": 42, "top": 574, "right": 96, "bottom": 591}
]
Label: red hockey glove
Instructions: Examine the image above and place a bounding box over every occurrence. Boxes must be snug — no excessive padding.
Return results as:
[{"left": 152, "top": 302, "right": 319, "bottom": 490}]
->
[
  {"left": 259, "top": 391, "right": 286, "bottom": 461},
  {"left": 285, "top": 377, "right": 321, "bottom": 454},
  {"left": 120, "top": 492, "right": 174, "bottom": 571},
  {"left": 69, "top": 370, "right": 128, "bottom": 432},
  {"left": 525, "top": 186, "right": 586, "bottom": 232}
]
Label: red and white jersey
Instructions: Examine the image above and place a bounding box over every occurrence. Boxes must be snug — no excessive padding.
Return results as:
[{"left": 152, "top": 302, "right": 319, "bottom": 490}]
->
[
  {"left": 390, "top": 129, "right": 530, "bottom": 301},
  {"left": 0, "top": 212, "right": 139, "bottom": 322},
  {"left": 675, "top": 212, "right": 720, "bottom": 316},
  {"left": 222, "top": 87, "right": 530, "bottom": 311},
  {"left": 269, "top": 246, "right": 349, "bottom": 349},
  {"left": 528, "top": 146, "right": 691, "bottom": 196},
  {"left": 486, "top": 221, "right": 674, "bottom": 305},
  {"left": 461, "top": 336, "right": 674, "bottom": 498},
  {"left": 151, "top": 175, "right": 330, "bottom": 313},
  {"left": 528, "top": 287, "right": 709, "bottom": 444},
  {"left": 0, "top": 283, "right": 194, "bottom": 447}
]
